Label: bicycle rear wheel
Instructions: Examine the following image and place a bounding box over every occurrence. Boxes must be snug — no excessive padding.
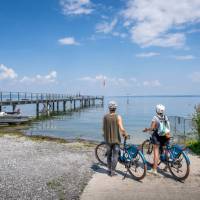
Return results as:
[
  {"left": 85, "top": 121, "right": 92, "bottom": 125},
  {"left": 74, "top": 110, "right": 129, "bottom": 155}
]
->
[
  {"left": 141, "top": 139, "right": 153, "bottom": 166},
  {"left": 168, "top": 151, "right": 190, "bottom": 181},
  {"left": 127, "top": 151, "right": 147, "bottom": 180},
  {"left": 95, "top": 142, "right": 108, "bottom": 166}
]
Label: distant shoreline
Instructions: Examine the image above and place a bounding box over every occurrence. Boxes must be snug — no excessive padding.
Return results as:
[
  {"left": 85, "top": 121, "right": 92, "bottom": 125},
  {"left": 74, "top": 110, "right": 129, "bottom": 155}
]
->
[{"left": 107, "top": 95, "right": 200, "bottom": 98}]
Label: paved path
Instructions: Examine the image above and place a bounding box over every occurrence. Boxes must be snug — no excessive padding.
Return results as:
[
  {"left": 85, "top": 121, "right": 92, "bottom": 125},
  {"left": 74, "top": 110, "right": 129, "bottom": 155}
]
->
[{"left": 81, "top": 154, "right": 200, "bottom": 200}]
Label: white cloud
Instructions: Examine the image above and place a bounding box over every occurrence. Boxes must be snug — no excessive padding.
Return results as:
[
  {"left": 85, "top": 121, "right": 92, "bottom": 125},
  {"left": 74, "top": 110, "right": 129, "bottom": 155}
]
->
[
  {"left": 136, "top": 52, "right": 160, "bottom": 58},
  {"left": 20, "top": 71, "right": 57, "bottom": 84},
  {"left": 79, "top": 74, "right": 130, "bottom": 87},
  {"left": 112, "top": 32, "right": 127, "bottom": 38},
  {"left": 58, "top": 37, "right": 79, "bottom": 45},
  {"left": 174, "top": 55, "right": 195, "bottom": 60},
  {"left": 143, "top": 80, "right": 161, "bottom": 87},
  {"left": 189, "top": 72, "right": 200, "bottom": 82},
  {"left": 122, "top": 0, "right": 200, "bottom": 48},
  {"left": 0, "top": 64, "right": 18, "bottom": 80},
  {"left": 96, "top": 18, "right": 118, "bottom": 34},
  {"left": 79, "top": 75, "right": 161, "bottom": 88},
  {"left": 60, "top": 0, "right": 93, "bottom": 15}
]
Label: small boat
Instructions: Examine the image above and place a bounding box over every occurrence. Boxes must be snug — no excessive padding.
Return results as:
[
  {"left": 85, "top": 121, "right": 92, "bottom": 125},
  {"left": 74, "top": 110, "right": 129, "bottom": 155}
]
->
[{"left": 0, "top": 112, "right": 32, "bottom": 125}]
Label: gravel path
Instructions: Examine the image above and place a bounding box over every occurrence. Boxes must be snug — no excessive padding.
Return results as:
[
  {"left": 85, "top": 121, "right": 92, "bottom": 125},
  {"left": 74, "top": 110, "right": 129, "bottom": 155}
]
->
[{"left": 0, "top": 135, "right": 95, "bottom": 200}]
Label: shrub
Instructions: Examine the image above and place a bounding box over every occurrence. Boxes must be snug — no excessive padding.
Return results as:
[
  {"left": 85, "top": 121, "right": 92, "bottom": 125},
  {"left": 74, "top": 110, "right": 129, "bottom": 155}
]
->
[
  {"left": 193, "top": 104, "right": 200, "bottom": 140},
  {"left": 186, "top": 140, "right": 200, "bottom": 155}
]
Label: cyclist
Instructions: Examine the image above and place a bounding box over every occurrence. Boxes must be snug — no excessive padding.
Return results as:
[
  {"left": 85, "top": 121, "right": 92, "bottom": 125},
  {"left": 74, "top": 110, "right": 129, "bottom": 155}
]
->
[
  {"left": 103, "top": 101, "right": 128, "bottom": 176},
  {"left": 143, "top": 104, "right": 170, "bottom": 175}
]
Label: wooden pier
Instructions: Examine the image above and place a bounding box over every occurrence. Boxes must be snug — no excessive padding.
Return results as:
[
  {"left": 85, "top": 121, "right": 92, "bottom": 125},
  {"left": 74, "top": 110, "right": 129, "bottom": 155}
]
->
[{"left": 0, "top": 92, "right": 104, "bottom": 118}]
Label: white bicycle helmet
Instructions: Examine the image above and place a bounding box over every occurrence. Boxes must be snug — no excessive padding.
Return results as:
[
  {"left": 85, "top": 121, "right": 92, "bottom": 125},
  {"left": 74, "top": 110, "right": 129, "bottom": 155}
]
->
[
  {"left": 108, "top": 101, "right": 117, "bottom": 110},
  {"left": 156, "top": 104, "right": 165, "bottom": 115}
]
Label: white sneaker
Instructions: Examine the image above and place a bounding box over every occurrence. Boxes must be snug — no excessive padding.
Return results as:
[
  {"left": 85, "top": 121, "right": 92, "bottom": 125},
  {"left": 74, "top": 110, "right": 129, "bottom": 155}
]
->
[{"left": 148, "top": 169, "right": 158, "bottom": 176}]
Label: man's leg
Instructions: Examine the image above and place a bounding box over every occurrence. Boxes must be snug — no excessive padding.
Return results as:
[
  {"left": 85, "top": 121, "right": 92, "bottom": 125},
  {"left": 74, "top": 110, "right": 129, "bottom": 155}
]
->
[
  {"left": 107, "top": 144, "right": 112, "bottom": 174},
  {"left": 111, "top": 144, "right": 120, "bottom": 175}
]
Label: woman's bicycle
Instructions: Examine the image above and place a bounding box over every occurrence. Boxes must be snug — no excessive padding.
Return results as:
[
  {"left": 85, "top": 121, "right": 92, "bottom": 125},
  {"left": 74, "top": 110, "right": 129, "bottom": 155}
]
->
[
  {"left": 95, "top": 136, "right": 147, "bottom": 180},
  {"left": 141, "top": 134, "right": 190, "bottom": 181}
]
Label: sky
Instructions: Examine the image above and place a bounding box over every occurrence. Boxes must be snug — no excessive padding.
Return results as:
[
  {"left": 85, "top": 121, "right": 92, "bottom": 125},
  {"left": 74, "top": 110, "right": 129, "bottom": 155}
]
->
[{"left": 0, "top": 0, "right": 200, "bottom": 96}]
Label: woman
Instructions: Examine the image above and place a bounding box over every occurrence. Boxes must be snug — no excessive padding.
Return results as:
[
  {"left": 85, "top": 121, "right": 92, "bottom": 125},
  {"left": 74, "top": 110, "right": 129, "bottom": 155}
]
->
[{"left": 143, "top": 104, "right": 170, "bottom": 175}]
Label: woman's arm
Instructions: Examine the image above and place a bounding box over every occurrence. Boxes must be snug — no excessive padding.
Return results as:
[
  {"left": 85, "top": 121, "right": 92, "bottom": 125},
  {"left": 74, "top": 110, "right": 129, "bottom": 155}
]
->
[{"left": 143, "top": 121, "right": 157, "bottom": 132}]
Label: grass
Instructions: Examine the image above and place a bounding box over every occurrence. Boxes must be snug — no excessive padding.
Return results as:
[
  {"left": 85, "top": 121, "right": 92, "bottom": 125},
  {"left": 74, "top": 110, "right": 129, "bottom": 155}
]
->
[
  {"left": 186, "top": 140, "right": 200, "bottom": 155},
  {"left": 47, "top": 178, "right": 66, "bottom": 200}
]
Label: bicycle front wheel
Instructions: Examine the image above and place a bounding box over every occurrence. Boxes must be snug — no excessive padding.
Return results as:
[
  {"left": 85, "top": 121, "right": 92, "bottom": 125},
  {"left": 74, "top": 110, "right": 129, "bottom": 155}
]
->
[
  {"left": 168, "top": 151, "right": 190, "bottom": 181},
  {"left": 95, "top": 142, "right": 108, "bottom": 166},
  {"left": 141, "top": 139, "right": 153, "bottom": 166},
  {"left": 127, "top": 151, "right": 147, "bottom": 181}
]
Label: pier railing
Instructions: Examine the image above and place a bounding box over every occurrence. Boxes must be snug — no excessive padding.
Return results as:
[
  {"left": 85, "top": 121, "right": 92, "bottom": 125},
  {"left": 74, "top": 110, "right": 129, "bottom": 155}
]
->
[
  {"left": 169, "top": 116, "right": 195, "bottom": 139},
  {"left": 0, "top": 92, "right": 103, "bottom": 103}
]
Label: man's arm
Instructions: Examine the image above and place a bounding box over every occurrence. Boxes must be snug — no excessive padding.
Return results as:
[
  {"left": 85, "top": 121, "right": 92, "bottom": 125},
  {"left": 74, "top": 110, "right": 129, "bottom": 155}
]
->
[
  {"left": 102, "top": 116, "right": 106, "bottom": 137},
  {"left": 117, "top": 115, "right": 128, "bottom": 137}
]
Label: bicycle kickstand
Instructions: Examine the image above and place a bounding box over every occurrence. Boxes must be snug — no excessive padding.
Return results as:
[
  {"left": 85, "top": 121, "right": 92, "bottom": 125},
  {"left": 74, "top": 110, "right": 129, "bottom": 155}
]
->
[{"left": 123, "top": 165, "right": 128, "bottom": 180}]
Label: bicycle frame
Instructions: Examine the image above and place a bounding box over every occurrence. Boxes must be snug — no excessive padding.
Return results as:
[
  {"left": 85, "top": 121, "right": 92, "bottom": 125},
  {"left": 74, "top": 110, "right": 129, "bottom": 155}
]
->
[
  {"left": 119, "top": 138, "right": 146, "bottom": 164},
  {"left": 169, "top": 144, "right": 190, "bottom": 165}
]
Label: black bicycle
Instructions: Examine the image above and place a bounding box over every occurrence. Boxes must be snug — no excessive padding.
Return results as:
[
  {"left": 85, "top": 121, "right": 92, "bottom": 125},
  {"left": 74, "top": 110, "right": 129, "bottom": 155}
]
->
[
  {"left": 141, "top": 134, "right": 190, "bottom": 181},
  {"left": 95, "top": 137, "right": 147, "bottom": 180}
]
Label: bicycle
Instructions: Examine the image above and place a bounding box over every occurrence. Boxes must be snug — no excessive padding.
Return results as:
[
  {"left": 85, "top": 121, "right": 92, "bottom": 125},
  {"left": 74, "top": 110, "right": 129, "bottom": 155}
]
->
[
  {"left": 141, "top": 133, "right": 190, "bottom": 181},
  {"left": 95, "top": 136, "right": 147, "bottom": 180}
]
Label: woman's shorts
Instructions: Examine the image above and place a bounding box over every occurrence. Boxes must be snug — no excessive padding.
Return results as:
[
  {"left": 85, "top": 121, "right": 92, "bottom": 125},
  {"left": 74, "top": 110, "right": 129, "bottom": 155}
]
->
[{"left": 151, "top": 132, "right": 169, "bottom": 146}]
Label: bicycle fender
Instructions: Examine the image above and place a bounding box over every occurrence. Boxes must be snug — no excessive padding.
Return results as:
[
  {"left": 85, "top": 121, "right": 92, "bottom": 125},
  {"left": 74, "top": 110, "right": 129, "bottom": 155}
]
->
[
  {"left": 182, "top": 150, "right": 190, "bottom": 165},
  {"left": 138, "top": 150, "right": 147, "bottom": 164}
]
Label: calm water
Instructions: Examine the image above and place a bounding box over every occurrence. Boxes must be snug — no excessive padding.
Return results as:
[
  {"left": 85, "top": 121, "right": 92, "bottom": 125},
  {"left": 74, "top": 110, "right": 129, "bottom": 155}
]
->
[{"left": 21, "top": 96, "right": 200, "bottom": 144}]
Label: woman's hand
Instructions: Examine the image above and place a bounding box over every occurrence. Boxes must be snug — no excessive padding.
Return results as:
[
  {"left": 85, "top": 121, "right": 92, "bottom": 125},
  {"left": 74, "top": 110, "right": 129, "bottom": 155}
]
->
[{"left": 143, "top": 128, "right": 148, "bottom": 132}]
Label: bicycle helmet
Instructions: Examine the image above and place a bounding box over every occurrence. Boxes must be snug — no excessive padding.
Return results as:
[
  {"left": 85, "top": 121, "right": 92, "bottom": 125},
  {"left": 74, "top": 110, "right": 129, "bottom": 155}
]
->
[
  {"left": 156, "top": 104, "right": 165, "bottom": 115},
  {"left": 108, "top": 101, "right": 117, "bottom": 110}
]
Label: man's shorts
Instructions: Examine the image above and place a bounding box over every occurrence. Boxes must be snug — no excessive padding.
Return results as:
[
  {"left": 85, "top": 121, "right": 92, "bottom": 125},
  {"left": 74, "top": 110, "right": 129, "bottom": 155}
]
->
[{"left": 151, "top": 132, "right": 169, "bottom": 146}]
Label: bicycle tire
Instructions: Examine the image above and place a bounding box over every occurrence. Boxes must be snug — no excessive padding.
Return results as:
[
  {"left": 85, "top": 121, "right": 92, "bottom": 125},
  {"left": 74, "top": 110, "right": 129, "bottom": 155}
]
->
[
  {"left": 141, "top": 139, "right": 154, "bottom": 166},
  {"left": 127, "top": 151, "right": 147, "bottom": 181},
  {"left": 95, "top": 142, "right": 108, "bottom": 166},
  {"left": 168, "top": 151, "right": 190, "bottom": 181}
]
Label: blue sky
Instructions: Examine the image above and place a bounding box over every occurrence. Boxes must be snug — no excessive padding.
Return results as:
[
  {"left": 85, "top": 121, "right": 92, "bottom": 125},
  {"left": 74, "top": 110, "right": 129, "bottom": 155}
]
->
[{"left": 0, "top": 0, "right": 200, "bottom": 96}]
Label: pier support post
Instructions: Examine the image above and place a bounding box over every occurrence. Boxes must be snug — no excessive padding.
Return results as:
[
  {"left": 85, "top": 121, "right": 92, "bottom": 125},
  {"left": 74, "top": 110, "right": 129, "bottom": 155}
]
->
[
  {"left": 74, "top": 100, "right": 76, "bottom": 110},
  {"left": 57, "top": 101, "right": 59, "bottom": 112},
  {"left": 63, "top": 101, "right": 66, "bottom": 112},
  {"left": 0, "top": 105, "right": 2, "bottom": 112},
  {"left": 84, "top": 100, "right": 86, "bottom": 107},
  {"left": 52, "top": 102, "right": 55, "bottom": 112},
  {"left": 12, "top": 104, "right": 16, "bottom": 112},
  {"left": 36, "top": 103, "right": 39, "bottom": 118},
  {"left": 70, "top": 100, "right": 72, "bottom": 110}
]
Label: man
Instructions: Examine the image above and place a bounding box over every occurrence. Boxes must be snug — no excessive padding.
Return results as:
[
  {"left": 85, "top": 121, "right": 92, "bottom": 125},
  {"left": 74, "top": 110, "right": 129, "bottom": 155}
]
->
[
  {"left": 103, "top": 101, "right": 128, "bottom": 176},
  {"left": 143, "top": 104, "right": 170, "bottom": 175}
]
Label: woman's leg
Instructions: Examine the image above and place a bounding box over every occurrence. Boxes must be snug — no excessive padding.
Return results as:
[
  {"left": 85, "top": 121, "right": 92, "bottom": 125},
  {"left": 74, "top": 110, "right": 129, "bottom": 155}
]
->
[{"left": 153, "top": 144, "right": 159, "bottom": 171}]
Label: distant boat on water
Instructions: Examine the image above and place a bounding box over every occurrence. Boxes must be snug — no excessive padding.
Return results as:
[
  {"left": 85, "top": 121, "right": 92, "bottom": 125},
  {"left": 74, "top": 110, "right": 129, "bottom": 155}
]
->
[{"left": 0, "top": 111, "right": 32, "bottom": 125}]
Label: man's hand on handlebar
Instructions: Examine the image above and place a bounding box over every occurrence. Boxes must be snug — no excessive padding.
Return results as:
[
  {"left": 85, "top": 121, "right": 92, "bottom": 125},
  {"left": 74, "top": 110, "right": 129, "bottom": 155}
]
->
[{"left": 122, "top": 133, "right": 129, "bottom": 139}]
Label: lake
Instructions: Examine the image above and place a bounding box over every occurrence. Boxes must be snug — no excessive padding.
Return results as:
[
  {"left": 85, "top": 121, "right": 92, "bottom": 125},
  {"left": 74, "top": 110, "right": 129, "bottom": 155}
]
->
[{"left": 21, "top": 96, "right": 200, "bottom": 144}]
